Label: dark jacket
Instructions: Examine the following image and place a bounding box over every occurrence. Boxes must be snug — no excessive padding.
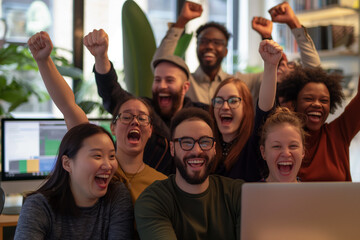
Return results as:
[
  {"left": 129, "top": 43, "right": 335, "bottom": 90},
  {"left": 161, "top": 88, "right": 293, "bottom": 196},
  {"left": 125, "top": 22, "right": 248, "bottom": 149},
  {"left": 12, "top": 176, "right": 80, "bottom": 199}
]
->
[{"left": 94, "top": 63, "right": 208, "bottom": 175}]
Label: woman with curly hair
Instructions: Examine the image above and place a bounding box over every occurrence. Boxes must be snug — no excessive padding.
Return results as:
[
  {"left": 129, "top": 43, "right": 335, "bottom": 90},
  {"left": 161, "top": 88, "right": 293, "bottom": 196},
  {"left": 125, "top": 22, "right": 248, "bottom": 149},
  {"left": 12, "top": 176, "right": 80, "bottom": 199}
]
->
[{"left": 278, "top": 66, "right": 360, "bottom": 181}]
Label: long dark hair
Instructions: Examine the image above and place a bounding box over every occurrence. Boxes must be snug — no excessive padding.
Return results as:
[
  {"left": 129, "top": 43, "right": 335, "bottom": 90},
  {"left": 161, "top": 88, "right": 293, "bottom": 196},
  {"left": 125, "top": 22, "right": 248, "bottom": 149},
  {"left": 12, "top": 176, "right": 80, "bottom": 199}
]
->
[{"left": 26, "top": 123, "right": 118, "bottom": 216}]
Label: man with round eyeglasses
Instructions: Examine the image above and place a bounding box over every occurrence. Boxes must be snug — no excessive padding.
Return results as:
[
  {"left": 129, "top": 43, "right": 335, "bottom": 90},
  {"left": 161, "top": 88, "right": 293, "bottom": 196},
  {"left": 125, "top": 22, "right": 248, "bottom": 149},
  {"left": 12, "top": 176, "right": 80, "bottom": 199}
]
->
[
  {"left": 86, "top": 27, "right": 209, "bottom": 175},
  {"left": 135, "top": 107, "right": 243, "bottom": 240}
]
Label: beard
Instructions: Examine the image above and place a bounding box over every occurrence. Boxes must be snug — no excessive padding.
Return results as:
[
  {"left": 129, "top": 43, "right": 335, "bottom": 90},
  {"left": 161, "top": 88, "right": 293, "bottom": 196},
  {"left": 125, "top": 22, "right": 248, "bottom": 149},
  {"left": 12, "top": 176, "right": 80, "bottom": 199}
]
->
[
  {"left": 197, "top": 51, "right": 224, "bottom": 74},
  {"left": 152, "top": 87, "right": 183, "bottom": 120},
  {"left": 174, "top": 151, "right": 214, "bottom": 185}
]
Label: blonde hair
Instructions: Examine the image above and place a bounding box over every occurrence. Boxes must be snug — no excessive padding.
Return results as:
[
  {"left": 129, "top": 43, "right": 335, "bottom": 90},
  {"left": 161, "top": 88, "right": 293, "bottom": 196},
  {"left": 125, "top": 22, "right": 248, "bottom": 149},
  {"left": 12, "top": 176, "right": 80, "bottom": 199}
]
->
[{"left": 260, "top": 107, "right": 307, "bottom": 147}]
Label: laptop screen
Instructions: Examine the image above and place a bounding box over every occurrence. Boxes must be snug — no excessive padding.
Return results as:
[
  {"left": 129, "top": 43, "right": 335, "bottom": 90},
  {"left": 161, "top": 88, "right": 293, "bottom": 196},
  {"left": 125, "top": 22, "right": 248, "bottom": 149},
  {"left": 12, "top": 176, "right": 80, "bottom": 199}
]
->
[{"left": 1, "top": 118, "right": 112, "bottom": 181}]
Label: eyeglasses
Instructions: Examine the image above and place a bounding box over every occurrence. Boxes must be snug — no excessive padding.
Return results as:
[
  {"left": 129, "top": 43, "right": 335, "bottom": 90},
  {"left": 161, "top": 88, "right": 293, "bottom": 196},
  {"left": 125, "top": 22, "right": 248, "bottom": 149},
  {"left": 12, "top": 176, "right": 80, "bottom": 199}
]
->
[
  {"left": 212, "top": 97, "right": 242, "bottom": 109},
  {"left": 287, "top": 61, "right": 296, "bottom": 69},
  {"left": 113, "top": 112, "right": 151, "bottom": 126},
  {"left": 173, "top": 136, "right": 215, "bottom": 151},
  {"left": 280, "top": 58, "right": 296, "bottom": 70},
  {"left": 197, "top": 37, "right": 226, "bottom": 47}
]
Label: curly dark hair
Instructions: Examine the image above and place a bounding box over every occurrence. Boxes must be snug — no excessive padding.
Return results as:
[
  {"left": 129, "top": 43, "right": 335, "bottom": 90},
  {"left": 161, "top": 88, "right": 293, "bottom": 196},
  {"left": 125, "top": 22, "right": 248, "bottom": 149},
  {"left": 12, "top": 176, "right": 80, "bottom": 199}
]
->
[
  {"left": 196, "top": 21, "right": 232, "bottom": 43},
  {"left": 277, "top": 66, "right": 344, "bottom": 114}
]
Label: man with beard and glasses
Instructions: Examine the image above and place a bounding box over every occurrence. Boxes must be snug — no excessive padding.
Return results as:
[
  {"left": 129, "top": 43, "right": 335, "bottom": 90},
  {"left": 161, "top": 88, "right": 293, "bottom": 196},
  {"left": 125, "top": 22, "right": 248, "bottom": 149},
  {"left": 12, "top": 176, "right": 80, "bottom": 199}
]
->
[
  {"left": 134, "top": 107, "right": 243, "bottom": 240},
  {"left": 84, "top": 29, "right": 208, "bottom": 176},
  {"left": 153, "top": 1, "right": 320, "bottom": 105}
]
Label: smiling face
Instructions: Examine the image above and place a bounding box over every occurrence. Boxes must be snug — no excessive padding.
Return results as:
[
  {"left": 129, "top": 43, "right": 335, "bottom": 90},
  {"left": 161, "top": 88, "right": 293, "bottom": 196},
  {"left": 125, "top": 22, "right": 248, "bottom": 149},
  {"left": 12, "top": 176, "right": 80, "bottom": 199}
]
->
[
  {"left": 111, "top": 99, "right": 152, "bottom": 157},
  {"left": 260, "top": 123, "right": 304, "bottom": 182},
  {"left": 197, "top": 27, "right": 228, "bottom": 73},
  {"left": 170, "top": 119, "right": 216, "bottom": 185},
  {"left": 63, "top": 133, "right": 117, "bottom": 207},
  {"left": 152, "top": 61, "right": 189, "bottom": 118},
  {"left": 213, "top": 83, "right": 244, "bottom": 142},
  {"left": 296, "top": 82, "right": 330, "bottom": 132}
]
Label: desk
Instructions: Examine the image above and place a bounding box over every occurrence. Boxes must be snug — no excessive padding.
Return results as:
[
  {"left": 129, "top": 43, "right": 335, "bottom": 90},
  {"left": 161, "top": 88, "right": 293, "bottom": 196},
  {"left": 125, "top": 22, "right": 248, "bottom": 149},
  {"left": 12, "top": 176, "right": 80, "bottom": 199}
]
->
[{"left": 0, "top": 215, "right": 18, "bottom": 240}]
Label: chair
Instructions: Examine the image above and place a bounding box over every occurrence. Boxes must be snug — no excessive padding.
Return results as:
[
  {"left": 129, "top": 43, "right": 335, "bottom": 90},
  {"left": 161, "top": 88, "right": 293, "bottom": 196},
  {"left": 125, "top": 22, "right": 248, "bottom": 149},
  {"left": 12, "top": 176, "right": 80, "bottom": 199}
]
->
[{"left": 0, "top": 187, "right": 5, "bottom": 214}]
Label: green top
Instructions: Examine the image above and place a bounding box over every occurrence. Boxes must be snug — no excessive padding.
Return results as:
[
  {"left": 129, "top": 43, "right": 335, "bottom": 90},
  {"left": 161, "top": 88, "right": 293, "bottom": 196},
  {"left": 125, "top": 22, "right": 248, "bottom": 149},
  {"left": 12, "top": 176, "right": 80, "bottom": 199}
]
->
[{"left": 135, "top": 174, "right": 243, "bottom": 240}]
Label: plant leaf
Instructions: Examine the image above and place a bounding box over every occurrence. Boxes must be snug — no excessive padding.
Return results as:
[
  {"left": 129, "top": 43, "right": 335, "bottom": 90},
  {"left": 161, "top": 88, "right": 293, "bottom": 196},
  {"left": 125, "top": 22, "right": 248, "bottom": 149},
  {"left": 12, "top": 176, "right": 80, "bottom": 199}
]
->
[
  {"left": 122, "top": 0, "right": 156, "bottom": 98},
  {"left": 174, "top": 33, "right": 193, "bottom": 59}
]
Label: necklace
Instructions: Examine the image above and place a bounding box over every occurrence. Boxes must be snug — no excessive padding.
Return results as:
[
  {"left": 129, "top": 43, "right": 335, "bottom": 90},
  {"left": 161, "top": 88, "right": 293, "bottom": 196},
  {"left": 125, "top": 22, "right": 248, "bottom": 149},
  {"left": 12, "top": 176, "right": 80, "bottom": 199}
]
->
[{"left": 122, "top": 162, "right": 144, "bottom": 189}]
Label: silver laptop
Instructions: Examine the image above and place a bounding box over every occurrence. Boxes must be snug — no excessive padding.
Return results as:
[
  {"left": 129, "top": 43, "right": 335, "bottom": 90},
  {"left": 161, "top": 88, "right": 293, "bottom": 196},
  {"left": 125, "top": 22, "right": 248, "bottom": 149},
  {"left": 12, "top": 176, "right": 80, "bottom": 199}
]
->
[{"left": 241, "top": 182, "right": 360, "bottom": 240}]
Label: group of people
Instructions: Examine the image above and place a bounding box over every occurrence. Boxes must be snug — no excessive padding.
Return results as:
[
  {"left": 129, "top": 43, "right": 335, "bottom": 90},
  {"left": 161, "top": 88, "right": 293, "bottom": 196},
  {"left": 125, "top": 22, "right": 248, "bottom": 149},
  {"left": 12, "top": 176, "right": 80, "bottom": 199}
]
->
[{"left": 14, "top": 1, "right": 360, "bottom": 239}]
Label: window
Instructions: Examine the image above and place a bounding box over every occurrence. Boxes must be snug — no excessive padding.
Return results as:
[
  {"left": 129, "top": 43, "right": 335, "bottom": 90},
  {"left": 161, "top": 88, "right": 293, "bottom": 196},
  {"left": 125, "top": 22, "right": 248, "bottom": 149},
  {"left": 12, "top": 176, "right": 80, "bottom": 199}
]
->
[{"left": 1, "top": 0, "right": 73, "bottom": 117}]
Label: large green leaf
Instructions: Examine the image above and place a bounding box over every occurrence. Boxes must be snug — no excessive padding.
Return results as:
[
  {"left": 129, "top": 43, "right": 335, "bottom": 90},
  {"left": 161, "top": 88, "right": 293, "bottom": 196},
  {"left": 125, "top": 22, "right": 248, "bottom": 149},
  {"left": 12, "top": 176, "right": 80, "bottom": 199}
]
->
[
  {"left": 174, "top": 33, "right": 193, "bottom": 59},
  {"left": 122, "top": 0, "right": 156, "bottom": 98}
]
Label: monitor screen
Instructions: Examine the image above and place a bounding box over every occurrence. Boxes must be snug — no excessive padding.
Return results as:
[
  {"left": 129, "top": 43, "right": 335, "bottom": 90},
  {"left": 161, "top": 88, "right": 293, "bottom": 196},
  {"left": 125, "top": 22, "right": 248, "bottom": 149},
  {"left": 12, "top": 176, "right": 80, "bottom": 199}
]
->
[{"left": 1, "top": 118, "right": 113, "bottom": 181}]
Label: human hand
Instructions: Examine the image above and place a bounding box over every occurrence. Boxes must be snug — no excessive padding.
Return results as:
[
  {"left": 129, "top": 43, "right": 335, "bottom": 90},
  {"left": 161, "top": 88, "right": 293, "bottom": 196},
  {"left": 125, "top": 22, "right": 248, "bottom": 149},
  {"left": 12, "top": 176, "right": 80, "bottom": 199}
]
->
[
  {"left": 259, "top": 40, "right": 283, "bottom": 66},
  {"left": 268, "top": 1, "right": 301, "bottom": 29},
  {"left": 83, "top": 29, "right": 109, "bottom": 59},
  {"left": 175, "top": 1, "right": 203, "bottom": 28},
  {"left": 28, "top": 31, "right": 53, "bottom": 62},
  {"left": 252, "top": 17, "right": 273, "bottom": 39}
]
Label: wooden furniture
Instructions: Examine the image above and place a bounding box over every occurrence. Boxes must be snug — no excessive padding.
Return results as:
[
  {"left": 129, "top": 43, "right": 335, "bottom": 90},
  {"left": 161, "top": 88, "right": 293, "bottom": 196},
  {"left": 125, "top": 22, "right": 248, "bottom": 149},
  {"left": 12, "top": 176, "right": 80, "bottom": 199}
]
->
[{"left": 0, "top": 215, "right": 18, "bottom": 240}]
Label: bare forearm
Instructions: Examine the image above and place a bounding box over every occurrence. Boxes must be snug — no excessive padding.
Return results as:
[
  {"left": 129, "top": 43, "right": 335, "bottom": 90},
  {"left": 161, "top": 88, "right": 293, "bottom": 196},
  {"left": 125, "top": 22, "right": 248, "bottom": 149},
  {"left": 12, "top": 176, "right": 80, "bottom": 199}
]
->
[
  {"left": 36, "top": 57, "right": 88, "bottom": 129},
  {"left": 94, "top": 54, "right": 111, "bottom": 74},
  {"left": 259, "top": 63, "right": 277, "bottom": 111}
]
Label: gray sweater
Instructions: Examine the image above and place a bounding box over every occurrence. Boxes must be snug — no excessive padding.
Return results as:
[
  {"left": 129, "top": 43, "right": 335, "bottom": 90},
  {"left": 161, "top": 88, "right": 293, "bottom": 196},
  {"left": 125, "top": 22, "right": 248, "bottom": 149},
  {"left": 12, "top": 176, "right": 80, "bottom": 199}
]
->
[{"left": 14, "top": 182, "right": 134, "bottom": 240}]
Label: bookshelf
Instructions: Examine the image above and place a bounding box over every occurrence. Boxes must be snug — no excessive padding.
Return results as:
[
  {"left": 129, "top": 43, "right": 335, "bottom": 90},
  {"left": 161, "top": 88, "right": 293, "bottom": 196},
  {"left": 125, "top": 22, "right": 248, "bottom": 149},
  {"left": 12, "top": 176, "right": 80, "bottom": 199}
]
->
[{"left": 277, "top": 0, "right": 360, "bottom": 81}]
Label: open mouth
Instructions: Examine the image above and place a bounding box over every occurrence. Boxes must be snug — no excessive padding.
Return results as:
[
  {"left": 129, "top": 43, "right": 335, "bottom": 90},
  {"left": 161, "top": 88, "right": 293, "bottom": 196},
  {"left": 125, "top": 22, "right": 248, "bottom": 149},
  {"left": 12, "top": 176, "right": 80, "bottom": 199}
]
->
[
  {"left": 158, "top": 93, "right": 172, "bottom": 106},
  {"left": 186, "top": 159, "right": 205, "bottom": 171},
  {"left": 203, "top": 52, "right": 215, "bottom": 61},
  {"left": 307, "top": 111, "right": 322, "bottom": 123},
  {"left": 95, "top": 174, "right": 110, "bottom": 188},
  {"left": 220, "top": 114, "right": 233, "bottom": 124},
  {"left": 277, "top": 162, "right": 293, "bottom": 175},
  {"left": 127, "top": 129, "right": 140, "bottom": 144},
  {"left": 277, "top": 67, "right": 284, "bottom": 75}
]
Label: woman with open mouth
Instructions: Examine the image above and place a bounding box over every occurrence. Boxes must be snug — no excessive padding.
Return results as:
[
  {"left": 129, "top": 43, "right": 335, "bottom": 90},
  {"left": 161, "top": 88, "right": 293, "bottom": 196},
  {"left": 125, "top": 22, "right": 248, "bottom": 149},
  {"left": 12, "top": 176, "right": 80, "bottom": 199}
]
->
[
  {"left": 27, "top": 31, "right": 166, "bottom": 202},
  {"left": 259, "top": 107, "right": 307, "bottom": 182},
  {"left": 277, "top": 66, "right": 360, "bottom": 181},
  {"left": 210, "top": 39, "right": 283, "bottom": 181},
  {"left": 15, "top": 124, "right": 134, "bottom": 239},
  {"left": 26, "top": 31, "right": 168, "bottom": 237}
]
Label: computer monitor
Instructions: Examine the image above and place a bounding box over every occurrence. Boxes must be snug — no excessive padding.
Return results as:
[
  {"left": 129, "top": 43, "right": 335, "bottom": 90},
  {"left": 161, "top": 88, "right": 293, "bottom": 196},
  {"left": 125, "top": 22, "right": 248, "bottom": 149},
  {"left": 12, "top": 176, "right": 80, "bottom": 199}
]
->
[{"left": 1, "top": 118, "right": 113, "bottom": 182}]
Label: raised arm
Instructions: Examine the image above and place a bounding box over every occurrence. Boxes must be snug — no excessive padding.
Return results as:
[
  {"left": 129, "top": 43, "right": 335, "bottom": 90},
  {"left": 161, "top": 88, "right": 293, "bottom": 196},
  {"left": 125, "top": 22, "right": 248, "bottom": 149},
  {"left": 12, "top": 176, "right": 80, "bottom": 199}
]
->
[
  {"left": 152, "top": 1, "right": 202, "bottom": 61},
  {"left": 258, "top": 40, "right": 283, "bottom": 111},
  {"left": 83, "top": 28, "right": 111, "bottom": 74},
  {"left": 252, "top": 17, "right": 273, "bottom": 40},
  {"left": 28, "top": 31, "right": 88, "bottom": 129},
  {"left": 269, "top": 1, "right": 320, "bottom": 67},
  {"left": 84, "top": 29, "right": 131, "bottom": 114}
]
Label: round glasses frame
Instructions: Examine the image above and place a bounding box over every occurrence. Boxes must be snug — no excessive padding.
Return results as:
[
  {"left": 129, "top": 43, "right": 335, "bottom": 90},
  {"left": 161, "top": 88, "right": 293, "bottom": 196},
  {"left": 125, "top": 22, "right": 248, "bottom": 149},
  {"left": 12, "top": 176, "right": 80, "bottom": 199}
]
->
[
  {"left": 197, "top": 37, "right": 226, "bottom": 47},
  {"left": 113, "top": 112, "right": 151, "bottom": 126},
  {"left": 212, "top": 96, "right": 242, "bottom": 109},
  {"left": 173, "top": 136, "right": 215, "bottom": 151}
]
